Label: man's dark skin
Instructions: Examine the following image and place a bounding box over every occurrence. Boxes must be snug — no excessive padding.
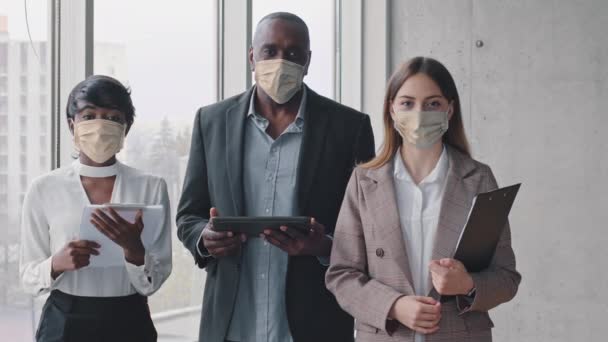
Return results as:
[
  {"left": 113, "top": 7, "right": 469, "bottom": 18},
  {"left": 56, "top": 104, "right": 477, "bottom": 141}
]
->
[{"left": 199, "top": 18, "right": 332, "bottom": 259}]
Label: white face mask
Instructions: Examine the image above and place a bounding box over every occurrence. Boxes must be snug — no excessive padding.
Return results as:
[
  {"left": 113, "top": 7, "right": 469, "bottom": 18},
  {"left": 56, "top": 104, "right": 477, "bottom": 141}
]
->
[
  {"left": 393, "top": 110, "right": 449, "bottom": 149},
  {"left": 73, "top": 119, "right": 126, "bottom": 163},
  {"left": 254, "top": 59, "right": 305, "bottom": 104}
]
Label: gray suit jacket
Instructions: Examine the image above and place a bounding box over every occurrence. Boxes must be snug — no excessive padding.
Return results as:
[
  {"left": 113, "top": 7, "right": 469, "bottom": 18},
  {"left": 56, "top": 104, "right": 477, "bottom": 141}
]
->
[
  {"left": 325, "top": 146, "right": 521, "bottom": 341},
  {"left": 177, "top": 86, "right": 375, "bottom": 342}
]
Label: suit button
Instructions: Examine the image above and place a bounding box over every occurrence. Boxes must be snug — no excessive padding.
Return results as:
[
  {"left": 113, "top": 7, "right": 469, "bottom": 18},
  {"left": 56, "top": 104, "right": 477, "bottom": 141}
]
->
[{"left": 376, "top": 248, "right": 384, "bottom": 258}]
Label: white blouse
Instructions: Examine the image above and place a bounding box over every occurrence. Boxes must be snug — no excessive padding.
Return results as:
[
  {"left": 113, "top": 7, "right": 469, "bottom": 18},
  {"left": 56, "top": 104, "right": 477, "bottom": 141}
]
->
[
  {"left": 19, "top": 159, "right": 172, "bottom": 297},
  {"left": 393, "top": 147, "right": 449, "bottom": 342}
]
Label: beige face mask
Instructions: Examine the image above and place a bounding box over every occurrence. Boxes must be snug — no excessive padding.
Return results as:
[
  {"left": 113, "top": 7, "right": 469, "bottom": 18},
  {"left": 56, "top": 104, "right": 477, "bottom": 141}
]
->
[
  {"left": 393, "top": 110, "right": 449, "bottom": 149},
  {"left": 254, "top": 59, "right": 305, "bottom": 104},
  {"left": 73, "top": 119, "right": 126, "bottom": 163}
]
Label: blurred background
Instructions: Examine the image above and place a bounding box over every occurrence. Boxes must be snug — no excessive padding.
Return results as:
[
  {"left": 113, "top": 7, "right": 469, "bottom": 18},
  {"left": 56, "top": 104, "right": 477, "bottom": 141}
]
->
[{"left": 0, "top": 0, "right": 606, "bottom": 341}]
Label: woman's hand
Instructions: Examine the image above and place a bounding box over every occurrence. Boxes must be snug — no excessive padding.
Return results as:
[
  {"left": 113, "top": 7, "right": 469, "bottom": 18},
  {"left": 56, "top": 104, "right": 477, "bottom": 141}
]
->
[
  {"left": 90, "top": 208, "right": 145, "bottom": 265},
  {"left": 389, "top": 296, "right": 442, "bottom": 334},
  {"left": 429, "top": 258, "right": 475, "bottom": 296},
  {"left": 51, "top": 240, "right": 100, "bottom": 279}
]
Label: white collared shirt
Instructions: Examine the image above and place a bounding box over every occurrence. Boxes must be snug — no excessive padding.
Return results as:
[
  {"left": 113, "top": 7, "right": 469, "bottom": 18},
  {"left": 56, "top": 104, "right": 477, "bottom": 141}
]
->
[
  {"left": 393, "top": 146, "right": 449, "bottom": 342},
  {"left": 19, "top": 160, "right": 172, "bottom": 297}
]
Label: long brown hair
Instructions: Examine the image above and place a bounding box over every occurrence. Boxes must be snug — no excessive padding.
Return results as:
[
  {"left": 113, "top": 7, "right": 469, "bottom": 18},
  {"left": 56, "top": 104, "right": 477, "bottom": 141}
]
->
[{"left": 362, "top": 57, "right": 471, "bottom": 169}]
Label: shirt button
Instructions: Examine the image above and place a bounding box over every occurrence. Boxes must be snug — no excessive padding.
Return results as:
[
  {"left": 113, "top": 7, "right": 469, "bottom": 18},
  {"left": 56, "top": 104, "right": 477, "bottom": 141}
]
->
[
  {"left": 376, "top": 248, "right": 385, "bottom": 258},
  {"left": 265, "top": 209, "right": 270, "bottom": 213},
  {"left": 260, "top": 273, "right": 266, "bottom": 279}
]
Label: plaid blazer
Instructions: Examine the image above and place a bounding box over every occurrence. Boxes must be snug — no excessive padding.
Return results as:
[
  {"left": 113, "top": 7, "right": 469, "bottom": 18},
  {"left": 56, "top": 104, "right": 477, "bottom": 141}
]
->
[{"left": 325, "top": 146, "right": 521, "bottom": 342}]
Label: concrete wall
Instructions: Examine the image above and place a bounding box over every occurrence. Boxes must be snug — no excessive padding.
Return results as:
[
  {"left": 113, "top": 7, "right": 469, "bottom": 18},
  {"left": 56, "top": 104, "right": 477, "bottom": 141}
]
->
[{"left": 389, "top": 0, "right": 608, "bottom": 340}]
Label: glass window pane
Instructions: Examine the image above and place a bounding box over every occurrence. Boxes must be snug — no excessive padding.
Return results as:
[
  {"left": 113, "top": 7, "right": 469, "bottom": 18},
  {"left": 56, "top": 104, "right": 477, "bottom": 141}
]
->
[
  {"left": 0, "top": 1, "right": 51, "bottom": 341},
  {"left": 94, "top": 1, "right": 217, "bottom": 341},
  {"left": 252, "top": 0, "right": 335, "bottom": 99}
]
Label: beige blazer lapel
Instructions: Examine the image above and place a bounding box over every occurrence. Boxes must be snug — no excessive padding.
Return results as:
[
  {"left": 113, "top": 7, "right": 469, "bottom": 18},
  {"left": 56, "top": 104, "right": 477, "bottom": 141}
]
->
[
  {"left": 428, "top": 146, "right": 482, "bottom": 297},
  {"left": 361, "top": 162, "right": 415, "bottom": 290}
]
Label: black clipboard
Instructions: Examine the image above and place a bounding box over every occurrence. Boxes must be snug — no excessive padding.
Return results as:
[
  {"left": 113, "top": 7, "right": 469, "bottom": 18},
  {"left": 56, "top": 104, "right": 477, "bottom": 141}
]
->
[
  {"left": 436, "top": 183, "right": 521, "bottom": 303},
  {"left": 452, "top": 183, "right": 521, "bottom": 273},
  {"left": 212, "top": 216, "right": 311, "bottom": 237}
]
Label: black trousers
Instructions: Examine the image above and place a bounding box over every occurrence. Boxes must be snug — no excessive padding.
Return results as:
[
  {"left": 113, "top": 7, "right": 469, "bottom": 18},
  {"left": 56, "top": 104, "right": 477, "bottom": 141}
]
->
[{"left": 36, "top": 290, "right": 157, "bottom": 342}]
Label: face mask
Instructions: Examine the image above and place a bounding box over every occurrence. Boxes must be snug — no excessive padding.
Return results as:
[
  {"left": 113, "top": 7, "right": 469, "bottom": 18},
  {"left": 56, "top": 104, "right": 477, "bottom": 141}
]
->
[
  {"left": 73, "top": 119, "right": 126, "bottom": 163},
  {"left": 254, "top": 59, "right": 305, "bottom": 104},
  {"left": 393, "top": 110, "right": 449, "bottom": 149}
]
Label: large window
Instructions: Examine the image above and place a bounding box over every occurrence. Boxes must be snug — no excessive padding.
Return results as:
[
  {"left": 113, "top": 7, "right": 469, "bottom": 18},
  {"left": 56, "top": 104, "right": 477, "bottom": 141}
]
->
[
  {"left": 252, "top": 0, "right": 336, "bottom": 99},
  {"left": 0, "top": 1, "right": 51, "bottom": 341},
  {"left": 0, "top": 1, "right": 366, "bottom": 341},
  {"left": 94, "top": 1, "right": 217, "bottom": 340}
]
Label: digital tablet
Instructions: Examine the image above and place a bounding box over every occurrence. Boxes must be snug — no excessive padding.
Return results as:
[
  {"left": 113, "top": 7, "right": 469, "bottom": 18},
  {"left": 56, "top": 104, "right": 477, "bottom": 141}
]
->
[
  {"left": 211, "top": 216, "right": 311, "bottom": 237},
  {"left": 79, "top": 204, "right": 164, "bottom": 268}
]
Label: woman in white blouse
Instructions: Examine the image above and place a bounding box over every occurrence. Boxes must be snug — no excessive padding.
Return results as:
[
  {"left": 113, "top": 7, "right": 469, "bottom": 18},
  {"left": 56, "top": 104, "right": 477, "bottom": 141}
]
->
[
  {"left": 19, "top": 75, "right": 172, "bottom": 342},
  {"left": 325, "top": 57, "right": 520, "bottom": 341}
]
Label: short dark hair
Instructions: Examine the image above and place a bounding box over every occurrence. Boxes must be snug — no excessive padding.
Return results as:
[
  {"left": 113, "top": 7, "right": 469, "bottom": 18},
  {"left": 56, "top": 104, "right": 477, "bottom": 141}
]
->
[
  {"left": 254, "top": 12, "right": 310, "bottom": 48},
  {"left": 66, "top": 75, "right": 136, "bottom": 128}
]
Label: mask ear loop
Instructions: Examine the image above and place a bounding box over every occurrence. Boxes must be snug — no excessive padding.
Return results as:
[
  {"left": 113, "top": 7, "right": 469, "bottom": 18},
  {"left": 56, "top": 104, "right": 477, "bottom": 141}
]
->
[
  {"left": 71, "top": 119, "right": 81, "bottom": 154},
  {"left": 445, "top": 100, "right": 453, "bottom": 116},
  {"left": 443, "top": 102, "right": 453, "bottom": 132}
]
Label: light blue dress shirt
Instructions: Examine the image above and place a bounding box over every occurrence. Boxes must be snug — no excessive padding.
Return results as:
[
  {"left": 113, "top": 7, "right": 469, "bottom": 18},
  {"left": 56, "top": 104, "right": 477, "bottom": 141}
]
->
[{"left": 225, "top": 87, "right": 307, "bottom": 342}]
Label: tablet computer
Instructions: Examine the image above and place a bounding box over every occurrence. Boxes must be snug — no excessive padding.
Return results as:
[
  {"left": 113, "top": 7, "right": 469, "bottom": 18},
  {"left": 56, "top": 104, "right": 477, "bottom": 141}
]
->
[
  {"left": 80, "top": 204, "right": 164, "bottom": 268},
  {"left": 211, "top": 216, "right": 311, "bottom": 237}
]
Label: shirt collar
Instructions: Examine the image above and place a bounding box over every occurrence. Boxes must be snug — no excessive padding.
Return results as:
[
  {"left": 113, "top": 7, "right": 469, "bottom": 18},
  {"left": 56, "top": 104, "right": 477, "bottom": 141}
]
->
[
  {"left": 247, "top": 86, "right": 307, "bottom": 130},
  {"left": 393, "top": 145, "right": 449, "bottom": 185},
  {"left": 73, "top": 158, "right": 121, "bottom": 177}
]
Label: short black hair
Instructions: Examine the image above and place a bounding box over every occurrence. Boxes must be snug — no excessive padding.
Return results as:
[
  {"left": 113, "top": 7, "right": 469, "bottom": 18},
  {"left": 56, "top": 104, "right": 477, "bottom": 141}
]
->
[
  {"left": 66, "top": 75, "right": 135, "bottom": 128},
  {"left": 254, "top": 12, "right": 310, "bottom": 48}
]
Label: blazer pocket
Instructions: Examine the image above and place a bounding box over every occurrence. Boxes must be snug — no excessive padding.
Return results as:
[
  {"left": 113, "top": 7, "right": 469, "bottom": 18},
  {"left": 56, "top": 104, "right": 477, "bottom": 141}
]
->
[
  {"left": 464, "top": 312, "right": 495, "bottom": 332},
  {"left": 439, "top": 302, "right": 467, "bottom": 333},
  {"left": 355, "top": 321, "right": 379, "bottom": 334}
]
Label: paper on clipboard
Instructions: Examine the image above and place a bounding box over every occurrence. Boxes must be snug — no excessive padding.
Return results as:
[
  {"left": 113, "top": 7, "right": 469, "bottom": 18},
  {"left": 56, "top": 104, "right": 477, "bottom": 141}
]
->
[{"left": 79, "top": 204, "right": 164, "bottom": 268}]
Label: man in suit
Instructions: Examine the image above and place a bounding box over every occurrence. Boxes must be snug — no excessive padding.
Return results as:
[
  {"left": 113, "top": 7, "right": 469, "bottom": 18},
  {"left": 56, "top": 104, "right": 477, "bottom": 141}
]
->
[{"left": 177, "top": 12, "right": 375, "bottom": 342}]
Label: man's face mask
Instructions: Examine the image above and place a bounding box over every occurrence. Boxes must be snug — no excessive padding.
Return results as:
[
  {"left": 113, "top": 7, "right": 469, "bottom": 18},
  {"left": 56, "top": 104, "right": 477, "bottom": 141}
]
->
[
  {"left": 254, "top": 59, "right": 306, "bottom": 104},
  {"left": 392, "top": 109, "right": 450, "bottom": 149},
  {"left": 73, "top": 119, "right": 126, "bottom": 163}
]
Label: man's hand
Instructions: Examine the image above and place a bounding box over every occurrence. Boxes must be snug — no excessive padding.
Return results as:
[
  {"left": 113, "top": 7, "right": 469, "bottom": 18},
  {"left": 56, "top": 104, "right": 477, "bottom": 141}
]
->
[
  {"left": 429, "top": 258, "right": 475, "bottom": 296},
  {"left": 201, "top": 207, "right": 247, "bottom": 258},
  {"left": 51, "top": 240, "right": 100, "bottom": 279},
  {"left": 389, "top": 296, "right": 442, "bottom": 335},
  {"left": 261, "top": 218, "right": 331, "bottom": 256}
]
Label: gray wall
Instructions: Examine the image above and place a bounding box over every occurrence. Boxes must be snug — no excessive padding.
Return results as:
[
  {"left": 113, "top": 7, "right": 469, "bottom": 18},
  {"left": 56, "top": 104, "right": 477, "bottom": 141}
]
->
[{"left": 389, "top": 0, "right": 608, "bottom": 340}]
